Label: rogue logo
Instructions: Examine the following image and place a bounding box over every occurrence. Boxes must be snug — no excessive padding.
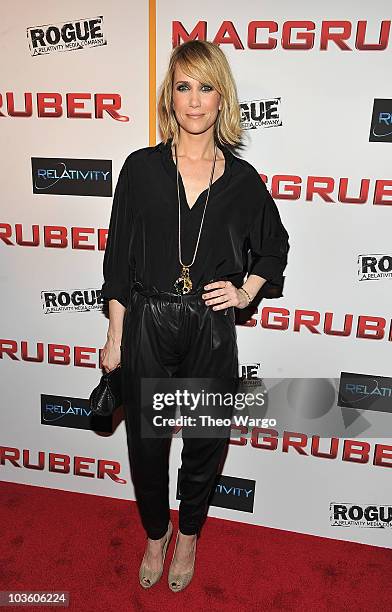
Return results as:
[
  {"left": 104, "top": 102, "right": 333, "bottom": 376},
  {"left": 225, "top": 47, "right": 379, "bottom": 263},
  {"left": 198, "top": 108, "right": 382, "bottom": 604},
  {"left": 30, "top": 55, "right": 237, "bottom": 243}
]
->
[
  {"left": 240, "top": 98, "right": 281, "bottom": 129},
  {"left": 358, "top": 254, "right": 392, "bottom": 281},
  {"left": 42, "top": 288, "right": 104, "bottom": 314},
  {"left": 369, "top": 99, "right": 392, "bottom": 142},
  {"left": 330, "top": 503, "right": 392, "bottom": 528},
  {"left": 27, "top": 16, "right": 106, "bottom": 56},
  {"left": 0, "top": 92, "right": 129, "bottom": 121}
]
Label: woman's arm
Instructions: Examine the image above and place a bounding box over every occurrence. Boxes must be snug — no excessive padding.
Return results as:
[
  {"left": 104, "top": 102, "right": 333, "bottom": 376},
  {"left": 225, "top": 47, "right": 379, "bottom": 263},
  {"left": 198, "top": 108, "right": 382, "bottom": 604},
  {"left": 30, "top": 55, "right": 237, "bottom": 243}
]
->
[
  {"left": 244, "top": 173, "right": 290, "bottom": 301},
  {"left": 101, "top": 299, "right": 125, "bottom": 373},
  {"left": 100, "top": 156, "right": 133, "bottom": 372}
]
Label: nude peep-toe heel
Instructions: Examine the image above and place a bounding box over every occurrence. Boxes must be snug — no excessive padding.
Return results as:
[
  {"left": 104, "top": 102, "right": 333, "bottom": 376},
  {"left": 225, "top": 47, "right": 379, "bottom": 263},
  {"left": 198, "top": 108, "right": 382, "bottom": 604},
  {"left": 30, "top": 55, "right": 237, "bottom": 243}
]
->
[
  {"left": 168, "top": 531, "right": 197, "bottom": 592},
  {"left": 139, "top": 520, "right": 173, "bottom": 589}
]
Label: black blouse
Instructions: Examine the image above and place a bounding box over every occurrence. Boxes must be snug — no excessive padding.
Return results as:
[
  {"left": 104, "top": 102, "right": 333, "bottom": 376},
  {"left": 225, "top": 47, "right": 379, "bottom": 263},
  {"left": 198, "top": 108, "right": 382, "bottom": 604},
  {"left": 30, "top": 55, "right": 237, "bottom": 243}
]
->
[{"left": 101, "top": 138, "right": 290, "bottom": 308}]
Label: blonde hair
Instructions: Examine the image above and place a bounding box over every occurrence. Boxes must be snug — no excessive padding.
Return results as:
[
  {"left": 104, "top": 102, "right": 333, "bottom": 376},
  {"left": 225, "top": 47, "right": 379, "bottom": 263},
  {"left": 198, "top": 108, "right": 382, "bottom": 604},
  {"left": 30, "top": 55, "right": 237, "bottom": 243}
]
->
[{"left": 157, "top": 40, "right": 242, "bottom": 148}]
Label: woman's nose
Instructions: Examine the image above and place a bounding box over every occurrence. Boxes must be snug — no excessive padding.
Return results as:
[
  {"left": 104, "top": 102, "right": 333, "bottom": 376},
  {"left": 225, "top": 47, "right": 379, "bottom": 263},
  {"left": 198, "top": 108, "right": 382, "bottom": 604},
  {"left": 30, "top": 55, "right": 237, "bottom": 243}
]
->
[{"left": 189, "top": 90, "right": 201, "bottom": 107}]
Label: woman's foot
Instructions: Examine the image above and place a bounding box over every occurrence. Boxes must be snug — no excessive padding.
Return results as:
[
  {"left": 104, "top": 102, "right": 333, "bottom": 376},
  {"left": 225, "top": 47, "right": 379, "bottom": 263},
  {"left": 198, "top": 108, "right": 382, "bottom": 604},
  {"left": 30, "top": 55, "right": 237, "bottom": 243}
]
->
[
  {"left": 168, "top": 531, "right": 197, "bottom": 592},
  {"left": 139, "top": 521, "right": 173, "bottom": 588}
]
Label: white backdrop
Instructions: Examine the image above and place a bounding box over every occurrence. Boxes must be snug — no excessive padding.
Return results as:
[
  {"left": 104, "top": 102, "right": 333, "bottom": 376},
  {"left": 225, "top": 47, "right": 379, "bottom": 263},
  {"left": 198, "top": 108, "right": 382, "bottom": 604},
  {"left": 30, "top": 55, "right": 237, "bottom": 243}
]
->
[{"left": 1, "top": 1, "right": 391, "bottom": 549}]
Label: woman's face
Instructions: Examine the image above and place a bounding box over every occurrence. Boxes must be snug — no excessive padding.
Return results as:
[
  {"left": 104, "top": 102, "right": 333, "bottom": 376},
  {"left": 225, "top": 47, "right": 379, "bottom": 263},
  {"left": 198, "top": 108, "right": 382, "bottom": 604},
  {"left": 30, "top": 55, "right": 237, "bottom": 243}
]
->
[{"left": 171, "top": 63, "right": 222, "bottom": 137}]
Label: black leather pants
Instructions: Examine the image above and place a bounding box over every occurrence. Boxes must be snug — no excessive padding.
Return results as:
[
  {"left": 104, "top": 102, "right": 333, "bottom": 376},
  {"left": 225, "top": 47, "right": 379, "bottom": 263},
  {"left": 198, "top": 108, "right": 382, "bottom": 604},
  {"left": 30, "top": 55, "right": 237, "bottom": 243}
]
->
[{"left": 120, "top": 281, "right": 239, "bottom": 540}]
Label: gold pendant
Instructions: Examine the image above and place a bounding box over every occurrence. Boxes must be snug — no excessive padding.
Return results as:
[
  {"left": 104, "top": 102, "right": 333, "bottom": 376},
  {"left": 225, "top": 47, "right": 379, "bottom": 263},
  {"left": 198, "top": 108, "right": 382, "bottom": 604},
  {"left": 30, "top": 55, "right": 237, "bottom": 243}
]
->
[{"left": 174, "top": 266, "right": 193, "bottom": 295}]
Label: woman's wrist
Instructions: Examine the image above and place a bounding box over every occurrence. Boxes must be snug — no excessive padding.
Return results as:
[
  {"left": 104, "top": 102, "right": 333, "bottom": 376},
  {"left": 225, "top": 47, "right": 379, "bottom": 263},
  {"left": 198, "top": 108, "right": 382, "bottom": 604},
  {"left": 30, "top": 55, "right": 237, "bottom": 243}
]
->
[
  {"left": 107, "top": 330, "right": 122, "bottom": 345},
  {"left": 238, "top": 286, "right": 252, "bottom": 306}
]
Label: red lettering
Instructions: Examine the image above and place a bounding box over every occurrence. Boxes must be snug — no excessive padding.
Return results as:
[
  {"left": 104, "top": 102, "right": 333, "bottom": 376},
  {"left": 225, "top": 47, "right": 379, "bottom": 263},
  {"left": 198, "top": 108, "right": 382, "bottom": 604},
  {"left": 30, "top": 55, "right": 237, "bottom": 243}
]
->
[
  {"left": 339, "top": 178, "right": 370, "bottom": 204},
  {"left": 261, "top": 307, "right": 289, "bottom": 330},
  {"left": 49, "top": 453, "right": 70, "bottom": 473},
  {"left": 72, "top": 227, "right": 94, "bottom": 250},
  {"left": 16, "top": 223, "right": 40, "bottom": 246},
  {"left": 356, "top": 20, "right": 391, "bottom": 51},
  {"left": 74, "top": 457, "right": 95, "bottom": 477},
  {"left": 23, "top": 450, "right": 45, "bottom": 470},
  {"left": 66, "top": 93, "right": 91, "bottom": 118},
  {"left": 97, "top": 460, "right": 127, "bottom": 483},
  {"left": 48, "top": 344, "right": 71, "bottom": 365},
  {"left": 98, "top": 228, "right": 108, "bottom": 250},
  {"left": 0, "top": 223, "right": 13, "bottom": 244},
  {"left": 0, "top": 340, "right": 19, "bottom": 360},
  {"left": 342, "top": 439, "right": 370, "bottom": 463},
  {"left": 21, "top": 341, "right": 44, "bottom": 363},
  {"left": 324, "top": 313, "right": 353, "bottom": 336},
  {"left": 282, "top": 431, "right": 308, "bottom": 454},
  {"left": 0, "top": 447, "right": 20, "bottom": 466},
  {"left": 214, "top": 21, "right": 244, "bottom": 49},
  {"left": 248, "top": 21, "right": 277, "bottom": 50},
  {"left": 374, "top": 444, "right": 392, "bottom": 467},
  {"left": 271, "top": 175, "right": 302, "bottom": 200},
  {"left": 7, "top": 92, "right": 33, "bottom": 117},
  {"left": 306, "top": 176, "right": 335, "bottom": 202},
  {"left": 374, "top": 180, "right": 392, "bottom": 205},
  {"left": 293, "top": 310, "right": 320, "bottom": 333},
  {"left": 37, "top": 93, "right": 62, "bottom": 118},
  {"left": 74, "top": 346, "right": 96, "bottom": 368},
  {"left": 311, "top": 436, "right": 339, "bottom": 458},
  {"left": 229, "top": 425, "right": 248, "bottom": 445},
  {"left": 357, "top": 316, "right": 385, "bottom": 340},
  {"left": 44, "top": 226, "right": 68, "bottom": 248},
  {"left": 172, "top": 21, "right": 207, "bottom": 46},
  {"left": 95, "top": 94, "right": 129, "bottom": 121},
  {"left": 320, "top": 21, "right": 352, "bottom": 50},
  {"left": 251, "top": 428, "right": 278, "bottom": 449},
  {"left": 282, "top": 21, "right": 315, "bottom": 50}
]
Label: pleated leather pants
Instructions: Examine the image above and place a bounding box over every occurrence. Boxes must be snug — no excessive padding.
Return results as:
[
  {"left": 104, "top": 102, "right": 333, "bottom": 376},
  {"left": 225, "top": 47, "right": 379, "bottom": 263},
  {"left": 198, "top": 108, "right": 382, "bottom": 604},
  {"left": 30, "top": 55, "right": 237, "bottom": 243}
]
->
[{"left": 120, "top": 281, "right": 239, "bottom": 539}]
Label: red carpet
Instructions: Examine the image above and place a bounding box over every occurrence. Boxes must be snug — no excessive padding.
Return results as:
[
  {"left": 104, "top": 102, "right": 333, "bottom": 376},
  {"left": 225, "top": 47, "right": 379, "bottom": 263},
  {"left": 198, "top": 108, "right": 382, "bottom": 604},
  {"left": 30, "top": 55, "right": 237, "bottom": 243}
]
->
[{"left": 0, "top": 481, "right": 391, "bottom": 611}]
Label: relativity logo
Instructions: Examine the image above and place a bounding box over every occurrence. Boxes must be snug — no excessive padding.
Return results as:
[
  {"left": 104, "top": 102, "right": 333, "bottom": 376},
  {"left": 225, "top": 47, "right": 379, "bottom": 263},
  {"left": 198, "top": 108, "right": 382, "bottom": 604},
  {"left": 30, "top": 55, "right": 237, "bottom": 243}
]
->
[
  {"left": 357, "top": 254, "right": 392, "bottom": 281},
  {"left": 338, "top": 372, "right": 392, "bottom": 414},
  {"left": 369, "top": 99, "right": 392, "bottom": 142},
  {"left": 240, "top": 98, "right": 282, "bottom": 129},
  {"left": 176, "top": 471, "right": 255, "bottom": 512},
  {"left": 41, "top": 394, "right": 112, "bottom": 432},
  {"left": 31, "top": 157, "right": 112, "bottom": 196}
]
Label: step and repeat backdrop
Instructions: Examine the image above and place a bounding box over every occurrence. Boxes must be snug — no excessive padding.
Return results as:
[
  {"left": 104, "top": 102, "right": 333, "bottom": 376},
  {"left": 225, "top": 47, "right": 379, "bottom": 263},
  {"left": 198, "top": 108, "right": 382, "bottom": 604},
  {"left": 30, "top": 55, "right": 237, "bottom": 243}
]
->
[{"left": 1, "top": 1, "right": 391, "bottom": 548}]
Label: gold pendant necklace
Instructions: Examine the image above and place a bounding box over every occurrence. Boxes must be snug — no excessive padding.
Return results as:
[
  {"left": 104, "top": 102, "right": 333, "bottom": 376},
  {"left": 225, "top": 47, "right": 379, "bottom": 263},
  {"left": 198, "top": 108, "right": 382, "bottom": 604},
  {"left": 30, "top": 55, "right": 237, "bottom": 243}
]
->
[{"left": 173, "top": 141, "right": 217, "bottom": 295}]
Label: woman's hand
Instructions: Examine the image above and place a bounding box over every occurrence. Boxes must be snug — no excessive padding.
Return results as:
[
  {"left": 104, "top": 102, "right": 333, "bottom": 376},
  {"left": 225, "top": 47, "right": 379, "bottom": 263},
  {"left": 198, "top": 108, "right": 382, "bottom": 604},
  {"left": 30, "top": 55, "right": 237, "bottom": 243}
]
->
[
  {"left": 202, "top": 280, "right": 250, "bottom": 310},
  {"left": 101, "top": 336, "right": 121, "bottom": 373}
]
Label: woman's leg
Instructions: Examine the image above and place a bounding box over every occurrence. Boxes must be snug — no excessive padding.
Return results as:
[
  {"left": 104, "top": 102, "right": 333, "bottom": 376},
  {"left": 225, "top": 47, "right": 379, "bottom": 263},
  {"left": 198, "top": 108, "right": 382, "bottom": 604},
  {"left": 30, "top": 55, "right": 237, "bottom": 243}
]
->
[
  {"left": 121, "top": 289, "right": 181, "bottom": 540},
  {"left": 176, "top": 299, "right": 239, "bottom": 536}
]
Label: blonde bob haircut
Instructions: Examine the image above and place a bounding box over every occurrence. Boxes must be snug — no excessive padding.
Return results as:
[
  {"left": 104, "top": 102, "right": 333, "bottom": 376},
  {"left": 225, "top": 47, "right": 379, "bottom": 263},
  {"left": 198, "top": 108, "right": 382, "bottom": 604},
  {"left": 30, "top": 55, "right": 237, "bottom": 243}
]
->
[{"left": 157, "top": 40, "right": 242, "bottom": 148}]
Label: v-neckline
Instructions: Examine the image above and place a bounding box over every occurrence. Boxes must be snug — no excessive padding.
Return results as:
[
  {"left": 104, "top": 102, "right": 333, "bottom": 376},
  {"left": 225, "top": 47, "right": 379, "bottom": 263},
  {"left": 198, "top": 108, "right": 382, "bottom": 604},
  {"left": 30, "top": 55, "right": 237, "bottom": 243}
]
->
[
  {"left": 177, "top": 163, "right": 224, "bottom": 211},
  {"left": 161, "top": 138, "right": 232, "bottom": 212}
]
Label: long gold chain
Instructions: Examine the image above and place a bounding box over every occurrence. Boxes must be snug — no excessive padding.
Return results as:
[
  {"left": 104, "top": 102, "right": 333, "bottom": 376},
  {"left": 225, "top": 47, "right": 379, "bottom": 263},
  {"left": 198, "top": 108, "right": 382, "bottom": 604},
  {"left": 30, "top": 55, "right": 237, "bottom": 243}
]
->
[{"left": 173, "top": 142, "right": 217, "bottom": 294}]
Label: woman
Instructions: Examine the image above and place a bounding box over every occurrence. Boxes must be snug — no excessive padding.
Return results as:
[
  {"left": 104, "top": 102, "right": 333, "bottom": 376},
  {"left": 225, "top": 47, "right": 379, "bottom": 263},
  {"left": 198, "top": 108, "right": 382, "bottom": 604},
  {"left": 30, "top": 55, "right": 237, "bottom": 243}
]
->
[{"left": 101, "top": 40, "right": 289, "bottom": 592}]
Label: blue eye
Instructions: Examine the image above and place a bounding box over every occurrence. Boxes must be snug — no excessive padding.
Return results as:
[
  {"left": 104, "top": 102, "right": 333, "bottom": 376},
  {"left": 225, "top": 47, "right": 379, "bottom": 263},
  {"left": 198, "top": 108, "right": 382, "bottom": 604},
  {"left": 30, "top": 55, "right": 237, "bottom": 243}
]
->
[{"left": 175, "top": 84, "right": 214, "bottom": 92}]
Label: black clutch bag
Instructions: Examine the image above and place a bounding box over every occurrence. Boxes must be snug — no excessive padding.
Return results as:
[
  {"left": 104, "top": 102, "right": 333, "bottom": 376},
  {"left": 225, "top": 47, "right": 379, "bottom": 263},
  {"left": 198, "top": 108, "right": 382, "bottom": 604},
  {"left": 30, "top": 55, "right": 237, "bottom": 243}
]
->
[{"left": 89, "top": 366, "right": 122, "bottom": 417}]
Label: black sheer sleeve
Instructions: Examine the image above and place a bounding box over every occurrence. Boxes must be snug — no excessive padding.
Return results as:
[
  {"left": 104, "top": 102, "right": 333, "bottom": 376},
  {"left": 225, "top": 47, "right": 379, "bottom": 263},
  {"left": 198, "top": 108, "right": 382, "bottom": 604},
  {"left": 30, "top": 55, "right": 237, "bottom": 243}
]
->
[
  {"left": 246, "top": 173, "right": 290, "bottom": 299},
  {"left": 101, "top": 157, "right": 132, "bottom": 308}
]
